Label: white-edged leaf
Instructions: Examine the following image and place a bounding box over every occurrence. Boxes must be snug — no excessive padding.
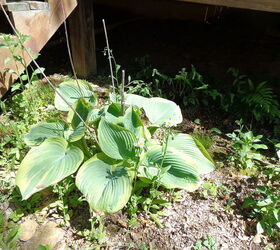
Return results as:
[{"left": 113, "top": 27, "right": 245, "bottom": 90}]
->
[
  {"left": 24, "top": 121, "right": 67, "bottom": 146},
  {"left": 168, "top": 133, "right": 215, "bottom": 174},
  {"left": 98, "top": 118, "right": 136, "bottom": 160},
  {"left": 16, "top": 138, "right": 84, "bottom": 200},
  {"left": 55, "top": 80, "right": 97, "bottom": 111},
  {"left": 76, "top": 153, "right": 133, "bottom": 213},
  {"left": 140, "top": 146, "right": 200, "bottom": 190},
  {"left": 124, "top": 94, "right": 182, "bottom": 125}
]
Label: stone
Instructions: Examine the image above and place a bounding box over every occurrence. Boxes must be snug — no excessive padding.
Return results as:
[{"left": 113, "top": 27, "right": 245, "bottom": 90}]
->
[
  {"left": 20, "top": 220, "right": 39, "bottom": 241},
  {"left": 253, "top": 234, "right": 262, "bottom": 244},
  {"left": 21, "top": 221, "right": 65, "bottom": 250},
  {"left": 55, "top": 242, "right": 70, "bottom": 250}
]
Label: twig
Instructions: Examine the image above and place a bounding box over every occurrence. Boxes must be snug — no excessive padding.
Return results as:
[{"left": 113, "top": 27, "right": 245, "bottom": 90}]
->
[
  {"left": 60, "top": 0, "right": 83, "bottom": 96},
  {"left": 121, "top": 70, "right": 125, "bottom": 115},
  {"left": 102, "top": 19, "right": 115, "bottom": 95},
  {"left": 0, "top": 3, "right": 97, "bottom": 142}
]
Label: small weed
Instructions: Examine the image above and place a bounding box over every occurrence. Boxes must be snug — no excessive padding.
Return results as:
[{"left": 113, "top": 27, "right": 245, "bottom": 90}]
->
[
  {"left": 226, "top": 119, "right": 268, "bottom": 171},
  {"left": 193, "top": 235, "right": 217, "bottom": 250},
  {"left": 0, "top": 210, "right": 22, "bottom": 250}
]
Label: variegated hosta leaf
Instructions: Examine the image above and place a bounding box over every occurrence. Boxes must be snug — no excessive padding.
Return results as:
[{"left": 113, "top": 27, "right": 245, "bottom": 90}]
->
[
  {"left": 124, "top": 94, "right": 183, "bottom": 125},
  {"left": 76, "top": 153, "right": 133, "bottom": 213},
  {"left": 117, "top": 106, "right": 147, "bottom": 139},
  {"left": 24, "top": 121, "right": 67, "bottom": 146},
  {"left": 98, "top": 118, "right": 136, "bottom": 160},
  {"left": 64, "top": 125, "right": 85, "bottom": 142},
  {"left": 87, "top": 108, "right": 103, "bottom": 125},
  {"left": 168, "top": 133, "right": 215, "bottom": 174},
  {"left": 140, "top": 146, "right": 200, "bottom": 191},
  {"left": 16, "top": 138, "right": 84, "bottom": 200},
  {"left": 24, "top": 120, "right": 85, "bottom": 146},
  {"left": 55, "top": 80, "right": 97, "bottom": 111},
  {"left": 104, "top": 103, "right": 122, "bottom": 123},
  {"left": 67, "top": 98, "right": 91, "bottom": 129}
]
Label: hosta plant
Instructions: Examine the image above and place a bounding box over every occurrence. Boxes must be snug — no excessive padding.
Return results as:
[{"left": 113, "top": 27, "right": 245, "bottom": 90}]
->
[{"left": 15, "top": 80, "right": 215, "bottom": 214}]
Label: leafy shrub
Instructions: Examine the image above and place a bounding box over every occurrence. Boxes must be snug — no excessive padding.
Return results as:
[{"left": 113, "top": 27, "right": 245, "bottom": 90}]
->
[
  {"left": 243, "top": 183, "right": 280, "bottom": 236},
  {"left": 226, "top": 120, "right": 267, "bottom": 170},
  {"left": 15, "top": 79, "right": 215, "bottom": 216}
]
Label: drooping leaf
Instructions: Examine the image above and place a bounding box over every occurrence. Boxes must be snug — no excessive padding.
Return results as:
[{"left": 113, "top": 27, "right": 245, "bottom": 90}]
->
[
  {"left": 16, "top": 138, "right": 84, "bottom": 200},
  {"left": 64, "top": 125, "right": 85, "bottom": 142},
  {"left": 67, "top": 98, "right": 91, "bottom": 129},
  {"left": 125, "top": 94, "right": 182, "bottom": 125},
  {"left": 168, "top": 133, "right": 215, "bottom": 174},
  {"left": 140, "top": 146, "right": 200, "bottom": 190},
  {"left": 87, "top": 108, "right": 103, "bottom": 125},
  {"left": 55, "top": 80, "right": 97, "bottom": 111},
  {"left": 24, "top": 121, "right": 67, "bottom": 146},
  {"left": 104, "top": 103, "right": 122, "bottom": 123},
  {"left": 76, "top": 153, "right": 133, "bottom": 213},
  {"left": 117, "top": 106, "right": 145, "bottom": 138},
  {"left": 98, "top": 118, "right": 136, "bottom": 160}
]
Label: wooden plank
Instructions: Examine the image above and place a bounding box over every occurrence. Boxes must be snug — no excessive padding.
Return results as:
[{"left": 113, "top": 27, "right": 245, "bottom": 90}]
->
[
  {"left": 0, "top": 0, "right": 77, "bottom": 97},
  {"left": 68, "top": 0, "right": 97, "bottom": 78},
  {"left": 176, "top": 0, "right": 280, "bottom": 13}
]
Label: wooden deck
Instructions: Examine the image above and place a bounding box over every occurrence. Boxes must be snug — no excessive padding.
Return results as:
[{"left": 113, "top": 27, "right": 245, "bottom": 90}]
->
[
  {"left": 0, "top": 0, "right": 77, "bottom": 97},
  {"left": 178, "top": 0, "right": 280, "bottom": 13}
]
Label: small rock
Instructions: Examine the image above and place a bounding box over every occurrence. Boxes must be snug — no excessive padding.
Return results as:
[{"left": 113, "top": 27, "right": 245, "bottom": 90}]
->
[
  {"left": 20, "top": 220, "right": 39, "bottom": 241},
  {"left": 253, "top": 234, "right": 262, "bottom": 244},
  {"left": 55, "top": 242, "right": 69, "bottom": 250},
  {"left": 22, "top": 221, "right": 65, "bottom": 250}
]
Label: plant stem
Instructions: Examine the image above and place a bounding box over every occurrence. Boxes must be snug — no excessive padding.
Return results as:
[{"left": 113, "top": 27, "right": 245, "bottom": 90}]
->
[
  {"left": 102, "top": 19, "right": 116, "bottom": 95},
  {"left": 121, "top": 70, "right": 125, "bottom": 115},
  {"left": 0, "top": 3, "right": 97, "bottom": 143},
  {"left": 61, "top": 0, "right": 83, "bottom": 96}
]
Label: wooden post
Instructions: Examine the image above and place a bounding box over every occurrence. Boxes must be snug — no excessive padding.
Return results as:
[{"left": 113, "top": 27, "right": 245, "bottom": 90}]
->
[{"left": 68, "top": 0, "right": 97, "bottom": 78}]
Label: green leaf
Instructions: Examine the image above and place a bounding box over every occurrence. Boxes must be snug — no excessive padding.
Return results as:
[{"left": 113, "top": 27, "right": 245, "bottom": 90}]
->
[
  {"left": 67, "top": 98, "right": 91, "bottom": 129},
  {"left": 125, "top": 94, "right": 182, "bottom": 125},
  {"left": 117, "top": 106, "right": 145, "bottom": 138},
  {"left": 16, "top": 138, "right": 84, "bottom": 200},
  {"left": 140, "top": 146, "right": 200, "bottom": 191},
  {"left": 76, "top": 153, "right": 133, "bottom": 213},
  {"left": 54, "top": 80, "right": 97, "bottom": 111},
  {"left": 20, "top": 74, "right": 28, "bottom": 81},
  {"left": 104, "top": 103, "right": 122, "bottom": 123},
  {"left": 98, "top": 118, "right": 136, "bottom": 160},
  {"left": 24, "top": 121, "right": 67, "bottom": 146},
  {"left": 87, "top": 108, "right": 102, "bottom": 125},
  {"left": 168, "top": 133, "right": 215, "bottom": 174},
  {"left": 4, "top": 57, "right": 11, "bottom": 65}
]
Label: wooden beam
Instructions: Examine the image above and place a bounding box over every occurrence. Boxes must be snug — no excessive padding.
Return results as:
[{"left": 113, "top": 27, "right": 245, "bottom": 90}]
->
[
  {"left": 176, "top": 0, "right": 280, "bottom": 13},
  {"left": 68, "top": 0, "right": 97, "bottom": 78},
  {"left": 0, "top": 0, "right": 77, "bottom": 97}
]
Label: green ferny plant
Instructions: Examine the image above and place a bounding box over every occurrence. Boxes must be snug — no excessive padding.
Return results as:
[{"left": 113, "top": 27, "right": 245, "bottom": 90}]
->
[{"left": 15, "top": 79, "right": 215, "bottom": 216}]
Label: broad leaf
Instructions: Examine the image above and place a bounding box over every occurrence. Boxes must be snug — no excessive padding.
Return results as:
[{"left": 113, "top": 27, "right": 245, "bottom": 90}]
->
[
  {"left": 140, "top": 146, "right": 200, "bottom": 190},
  {"left": 24, "top": 120, "right": 85, "bottom": 146},
  {"left": 98, "top": 118, "right": 136, "bottom": 160},
  {"left": 117, "top": 106, "right": 145, "bottom": 138},
  {"left": 104, "top": 103, "right": 122, "bottom": 123},
  {"left": 55, "top": 80, "right": 97, "bottom": 111},
  {"left": 125, "top": 94, "right": 182, "bottom": 125},
  {"left": 67, "top": 98, "right": 91, "bottom": 129},
  {"left": 168, "top": 133, "right": 215, "bottom": 174},
  {"left": 24, "top": 121, "right": 67, "bottom": 146},
  {"left": 16, "top": 138, "right": 84, "bottom": 199},
  {"left": 76, "top": 153, "right": 133, "bottom": 213}
]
